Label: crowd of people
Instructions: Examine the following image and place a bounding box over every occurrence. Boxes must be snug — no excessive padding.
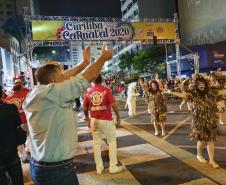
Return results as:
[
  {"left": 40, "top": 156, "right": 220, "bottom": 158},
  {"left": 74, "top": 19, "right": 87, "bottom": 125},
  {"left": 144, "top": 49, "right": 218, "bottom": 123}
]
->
[{"left": 1, "top": 45, "right": 226, "bottom": 185}]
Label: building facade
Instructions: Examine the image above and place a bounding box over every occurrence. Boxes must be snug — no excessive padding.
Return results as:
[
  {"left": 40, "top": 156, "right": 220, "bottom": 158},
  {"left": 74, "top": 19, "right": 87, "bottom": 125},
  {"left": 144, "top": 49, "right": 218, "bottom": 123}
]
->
[
  {"left": 0, "top": 0, "right": 16, "bottom": 27},
  {"left": 16, "top": 0, "right": 39, "bottom": 15},
  {"left": 0, "top": 0, "right": 37, "bottom": 28},
  {"left": 121, "top": 0, "right": 176, "bottom": 21},
  {"left": 105, "top": 0, "right": 177, "bottom": 75},
  {"left": 178, "top": 0, "right": 226, "bottom": 46}
]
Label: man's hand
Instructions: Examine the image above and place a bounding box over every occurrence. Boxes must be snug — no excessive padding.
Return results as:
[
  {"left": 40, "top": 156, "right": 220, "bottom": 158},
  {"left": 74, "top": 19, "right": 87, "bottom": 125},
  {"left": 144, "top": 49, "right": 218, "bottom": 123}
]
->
[
  {"left": 82, "top": 46, "right": 91, "bottom": 68},
  {"left": 100, "top": 45, "right": 113, "bottom": 61},
  {"left": 116, "top": 117, "right": 121, "bottom": 127},
  {"left": 155, "top": 74, "right": 160, "bottom": 82},
  {"left": 85, "top": 117, "right": 91, "bottom": 128},
  {"left": 81, "top": 45, "right": 113, "bottom": 83},
  {"left": 63, "top": 46, "right": 91, "bottom": 79},
  {"left": 91, "top": 119, "right": 98, "bottom": 132}
]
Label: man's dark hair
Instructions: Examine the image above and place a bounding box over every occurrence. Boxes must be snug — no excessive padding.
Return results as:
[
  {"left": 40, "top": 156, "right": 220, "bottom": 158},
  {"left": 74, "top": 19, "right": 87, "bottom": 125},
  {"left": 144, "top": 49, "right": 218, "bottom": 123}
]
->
[
  {"left": 13, "top": 84, "right": 22, "bottom": 91},
  {"left": 94, "top": 75, "right": 102, "bottom": 84}
]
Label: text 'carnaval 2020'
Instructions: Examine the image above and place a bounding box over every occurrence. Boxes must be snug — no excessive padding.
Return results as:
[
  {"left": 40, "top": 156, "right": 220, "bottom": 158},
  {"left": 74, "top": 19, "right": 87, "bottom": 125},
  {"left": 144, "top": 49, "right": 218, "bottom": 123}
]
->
[{"left": 62, "top": 22, "right": 131, "bottom": 40}]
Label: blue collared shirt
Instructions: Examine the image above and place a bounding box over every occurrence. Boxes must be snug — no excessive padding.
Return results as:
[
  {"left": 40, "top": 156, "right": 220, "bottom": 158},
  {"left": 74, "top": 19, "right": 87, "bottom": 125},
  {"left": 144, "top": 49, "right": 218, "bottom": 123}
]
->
[{"left": 23, "top": 74, "right": 90, "bottom": 162}]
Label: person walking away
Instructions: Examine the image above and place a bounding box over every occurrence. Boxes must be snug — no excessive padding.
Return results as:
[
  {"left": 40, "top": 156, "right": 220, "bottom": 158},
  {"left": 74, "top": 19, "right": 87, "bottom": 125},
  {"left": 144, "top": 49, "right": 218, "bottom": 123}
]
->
[{"left": 83, "top": 75, "right": 123, "bottom": 174}]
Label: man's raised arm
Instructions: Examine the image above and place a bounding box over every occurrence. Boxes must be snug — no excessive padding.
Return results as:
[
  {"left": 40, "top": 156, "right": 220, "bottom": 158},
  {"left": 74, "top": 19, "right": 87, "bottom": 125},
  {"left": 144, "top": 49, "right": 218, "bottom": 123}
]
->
[
  {"left": 82, "top": 45, "right": 113, "bottom": 83},
  {"left": 63, "top": 47, "right": 91, "bottom": 79}
]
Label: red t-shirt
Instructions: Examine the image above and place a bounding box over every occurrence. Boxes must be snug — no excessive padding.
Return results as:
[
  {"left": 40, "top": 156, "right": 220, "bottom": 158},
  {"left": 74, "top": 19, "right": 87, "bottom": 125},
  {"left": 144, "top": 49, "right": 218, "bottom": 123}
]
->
[
  {"left": 83, "top": 84, "right": 115, "bottom": 120},
  {"left": 6, "top": 91, "right": 29, "bottom": 124},
  {"left": 22, "top": 86, "right": 30, "bottom": 94}
]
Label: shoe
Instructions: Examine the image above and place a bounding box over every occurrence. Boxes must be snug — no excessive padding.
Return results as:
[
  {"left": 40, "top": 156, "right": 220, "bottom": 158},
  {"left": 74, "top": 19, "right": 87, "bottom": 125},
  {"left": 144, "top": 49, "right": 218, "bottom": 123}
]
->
[
  {"left": 161, "top": 131, "right": 166, "bottom": 136},
  {"left": 109, "top": 166, "right": 124, "bottom": 174},
  {"left": 196, "top": 156, "right": 207, "bottom": 163},
  {"left": 154, "top": 131, "right": 159, "bottom": 136}
]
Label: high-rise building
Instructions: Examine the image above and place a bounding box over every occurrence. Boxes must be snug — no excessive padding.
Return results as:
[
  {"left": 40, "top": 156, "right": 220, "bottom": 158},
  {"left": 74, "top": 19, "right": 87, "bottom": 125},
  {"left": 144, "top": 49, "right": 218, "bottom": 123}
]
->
[
  {"left": 109, "top": 0, "right": 176, "bottom": 74},
  {"left": 121, "top": 0, "right": 176, "bottom": 21},
  {"left": 16, "top": 0, "right": 39, "bottom": 15},
  {"left": 178, "top": 0, "right": 226, "bottom": 46},
  {"left": 0, "top": 0, "right": 38, "bottom": 28},
  {"left": 0, "top": 0, "right": 17, "bottom": 27},
  {"left": 28, "top": 0, "right": 39, "bottom": 15},
  {"left": 16, "top": 0, "right": 29, "bottom": 15}
]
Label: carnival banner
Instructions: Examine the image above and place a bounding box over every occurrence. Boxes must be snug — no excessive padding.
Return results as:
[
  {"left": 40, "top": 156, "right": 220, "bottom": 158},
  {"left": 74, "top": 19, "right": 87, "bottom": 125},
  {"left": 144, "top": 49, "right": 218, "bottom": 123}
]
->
[{"left": 31, "top": 20, "right": 176, "bottom": 41}]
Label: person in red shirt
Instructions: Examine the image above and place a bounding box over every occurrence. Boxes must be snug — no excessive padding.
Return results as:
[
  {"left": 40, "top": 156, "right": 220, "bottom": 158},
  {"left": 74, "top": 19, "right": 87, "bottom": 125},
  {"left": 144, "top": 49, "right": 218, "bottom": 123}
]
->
[
  {"left": 6, "top": 84, "right": 28, "bottom": 124},
  {"left": 15, "top": 79, "right": 30, "bottom": 94},
  {"left": 83, "top": 75, "right": 123, "bottom": 174},
  {"left": 6, "top": 83, "right": 29, "bottom": 162}
]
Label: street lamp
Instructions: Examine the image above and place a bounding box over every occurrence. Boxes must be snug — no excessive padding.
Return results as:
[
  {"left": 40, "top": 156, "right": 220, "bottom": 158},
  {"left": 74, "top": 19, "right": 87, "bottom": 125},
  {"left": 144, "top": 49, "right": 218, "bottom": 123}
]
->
[{"left": 52, "top": 50, "right": 56, "bottom": 54}]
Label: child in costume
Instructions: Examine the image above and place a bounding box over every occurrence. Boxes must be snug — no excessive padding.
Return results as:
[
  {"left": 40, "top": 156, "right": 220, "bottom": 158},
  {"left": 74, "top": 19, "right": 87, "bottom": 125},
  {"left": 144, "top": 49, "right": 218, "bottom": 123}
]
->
[{"left": 140, "top": 79, "right": 167, "bottom": 136}]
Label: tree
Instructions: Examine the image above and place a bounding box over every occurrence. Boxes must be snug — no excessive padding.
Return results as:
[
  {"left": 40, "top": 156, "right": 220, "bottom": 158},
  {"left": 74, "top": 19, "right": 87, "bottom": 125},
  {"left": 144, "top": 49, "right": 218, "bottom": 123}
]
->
[
  {"left": 1, "top": 16, "right": 26, "bottom": 41},
  {"left": 132, "top": 46, "right": 165, "bottom": 75},
  {"left": 118, "top": 53, "right": 134, "bottom": 77}
]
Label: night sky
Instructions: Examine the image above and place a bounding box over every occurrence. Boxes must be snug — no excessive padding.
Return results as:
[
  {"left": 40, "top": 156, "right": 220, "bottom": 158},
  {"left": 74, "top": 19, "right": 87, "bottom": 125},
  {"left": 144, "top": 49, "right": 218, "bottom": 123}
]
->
[{"left": 38, "top": 0, "right": 122, "bottom": 18}]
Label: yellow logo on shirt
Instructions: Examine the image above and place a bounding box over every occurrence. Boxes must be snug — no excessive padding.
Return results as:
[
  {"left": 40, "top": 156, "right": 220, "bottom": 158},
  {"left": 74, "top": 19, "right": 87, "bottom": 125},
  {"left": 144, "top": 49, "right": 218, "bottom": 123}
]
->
[{"left": 90, "top": 91, "right": 106, "bottom": 106}]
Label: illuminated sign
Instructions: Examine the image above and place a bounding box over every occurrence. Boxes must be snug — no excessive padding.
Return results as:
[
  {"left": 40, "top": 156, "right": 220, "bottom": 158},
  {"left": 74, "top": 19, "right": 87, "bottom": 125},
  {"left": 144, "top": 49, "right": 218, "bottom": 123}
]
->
[{"left": 31, "top": 21, "right": 176, "bottom": 41}]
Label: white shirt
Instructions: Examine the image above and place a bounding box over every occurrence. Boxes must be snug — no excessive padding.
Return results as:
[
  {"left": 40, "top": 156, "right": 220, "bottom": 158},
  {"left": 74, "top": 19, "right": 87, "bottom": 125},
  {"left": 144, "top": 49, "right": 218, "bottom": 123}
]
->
[{"left": 23, "top": 74, "right": 90, "bottom": 162}]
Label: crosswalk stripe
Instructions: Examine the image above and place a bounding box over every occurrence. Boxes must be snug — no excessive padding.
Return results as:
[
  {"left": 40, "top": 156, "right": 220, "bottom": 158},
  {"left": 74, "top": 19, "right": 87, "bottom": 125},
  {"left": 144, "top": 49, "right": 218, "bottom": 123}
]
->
[
  {"left": 162, "top": 116, "right": 191, "bottom": 140},
  {"left": 121, "top": 120, "right": 226, "bottom": 185}
]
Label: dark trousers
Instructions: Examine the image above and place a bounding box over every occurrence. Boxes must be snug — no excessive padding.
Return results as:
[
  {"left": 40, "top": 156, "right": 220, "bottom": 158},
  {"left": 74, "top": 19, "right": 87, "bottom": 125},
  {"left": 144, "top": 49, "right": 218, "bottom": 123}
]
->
[
  {"left": 75, "top": 98, "right": 81, "bottom": 108},
  {"left": 0, "top": 152, "right": 23, "bottom": 185},
  {"left": 30, "top": 160, "right": 79, "bottom": 185}
]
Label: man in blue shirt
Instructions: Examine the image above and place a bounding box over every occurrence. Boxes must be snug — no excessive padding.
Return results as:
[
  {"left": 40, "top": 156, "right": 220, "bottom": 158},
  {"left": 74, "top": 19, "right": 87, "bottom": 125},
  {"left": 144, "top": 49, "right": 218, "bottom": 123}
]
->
[{"left": 23, "top": 46, "right": 113, "bottom": 185}]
